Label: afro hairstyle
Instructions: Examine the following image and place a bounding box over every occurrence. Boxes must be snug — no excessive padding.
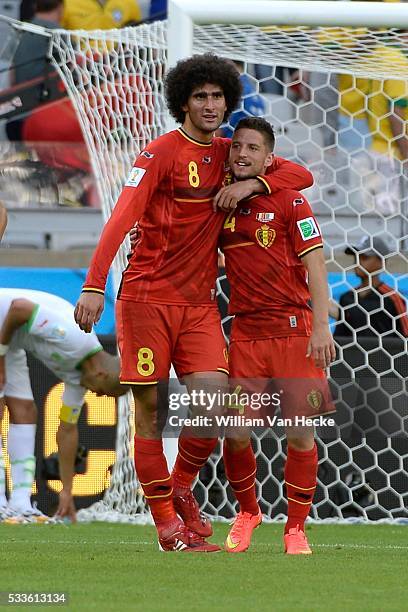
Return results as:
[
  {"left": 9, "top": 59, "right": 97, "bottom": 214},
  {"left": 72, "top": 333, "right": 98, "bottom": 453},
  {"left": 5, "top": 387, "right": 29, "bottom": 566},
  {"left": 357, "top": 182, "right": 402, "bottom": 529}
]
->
[{"left": 165, "top": 53, "right": 242, "bottom": 125}]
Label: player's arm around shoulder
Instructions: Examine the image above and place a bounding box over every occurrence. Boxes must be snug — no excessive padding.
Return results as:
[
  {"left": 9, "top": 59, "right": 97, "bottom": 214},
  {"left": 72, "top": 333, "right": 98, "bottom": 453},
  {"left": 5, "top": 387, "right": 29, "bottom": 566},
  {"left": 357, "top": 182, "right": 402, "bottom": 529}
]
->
[
  {"left": 213, "top": 156, "right": 314, "bottom": 211},
  {"left": 265, "top": 156, "right": 314, "bottom": 193}
]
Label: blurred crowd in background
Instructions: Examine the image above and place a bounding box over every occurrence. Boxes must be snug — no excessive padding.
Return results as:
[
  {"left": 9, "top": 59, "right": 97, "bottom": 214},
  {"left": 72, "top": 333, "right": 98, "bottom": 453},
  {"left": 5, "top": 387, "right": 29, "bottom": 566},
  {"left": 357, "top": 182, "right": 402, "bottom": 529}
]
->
[{"left": 0, "top": 0, "right": 407, "bottom": 219}]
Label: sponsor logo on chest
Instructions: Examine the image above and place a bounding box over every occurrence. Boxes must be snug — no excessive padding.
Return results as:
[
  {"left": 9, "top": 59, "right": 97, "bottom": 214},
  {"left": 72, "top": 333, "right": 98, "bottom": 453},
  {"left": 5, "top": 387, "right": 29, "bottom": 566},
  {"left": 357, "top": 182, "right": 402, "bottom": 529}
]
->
[{"left": 256, "top": 212, "right": 275, "bottom": 222}]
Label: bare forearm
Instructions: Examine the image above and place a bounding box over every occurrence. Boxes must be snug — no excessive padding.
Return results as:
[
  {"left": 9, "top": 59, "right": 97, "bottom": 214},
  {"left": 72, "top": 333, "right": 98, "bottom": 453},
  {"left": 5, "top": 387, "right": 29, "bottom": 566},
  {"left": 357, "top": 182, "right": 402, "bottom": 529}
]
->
[
  {"left": 56, "top": 423, "right": 78, "bottom": 493},
  {"left": 328, "top": 299, "right": 340, "bottom": 320},
  {"left": 303, "top": 250, "right": 330, "bottom": 328},
  {"left": 0, "top": 299, "right": 34, "bottom": 345},
  {"left": 248, "top": 178, "right": 267, "bottom": 194}
]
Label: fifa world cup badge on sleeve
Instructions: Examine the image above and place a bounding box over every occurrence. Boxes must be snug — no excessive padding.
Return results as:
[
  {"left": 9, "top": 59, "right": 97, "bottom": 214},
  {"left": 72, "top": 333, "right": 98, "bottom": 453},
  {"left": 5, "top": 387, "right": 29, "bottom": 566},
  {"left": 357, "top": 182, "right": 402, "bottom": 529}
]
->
[
  {"left": 297, "top": 217, "right": 320, "bottom": 241},
  {"left": 126, "top": 167, "right": 146, "bottom": 188}
]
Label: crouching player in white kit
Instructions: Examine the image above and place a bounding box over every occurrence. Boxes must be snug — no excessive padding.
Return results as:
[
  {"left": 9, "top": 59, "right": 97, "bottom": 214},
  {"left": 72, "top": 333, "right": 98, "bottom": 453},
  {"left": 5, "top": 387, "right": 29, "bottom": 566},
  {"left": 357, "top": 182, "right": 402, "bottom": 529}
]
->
[{"left": 0, "top": 289, "right": 127, "bottom": 523}]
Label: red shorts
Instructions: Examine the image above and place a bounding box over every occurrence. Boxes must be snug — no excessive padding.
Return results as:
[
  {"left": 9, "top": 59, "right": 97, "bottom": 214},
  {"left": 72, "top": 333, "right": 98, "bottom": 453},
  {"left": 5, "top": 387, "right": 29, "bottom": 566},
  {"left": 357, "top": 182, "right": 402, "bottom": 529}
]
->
[
  {"left": 229, "top": 336, "right": 334, "bottom": 419},
  {"left": 116, "top": 301, "right": 229, "bottom": 384}
]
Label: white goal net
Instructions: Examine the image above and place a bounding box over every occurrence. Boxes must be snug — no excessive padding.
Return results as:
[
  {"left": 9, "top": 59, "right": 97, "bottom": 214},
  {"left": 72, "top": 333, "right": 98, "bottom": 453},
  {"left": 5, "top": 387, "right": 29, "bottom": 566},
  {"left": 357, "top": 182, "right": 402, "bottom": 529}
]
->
[{"left": 2, "top": 7, "right": 408, "bottom": 522}]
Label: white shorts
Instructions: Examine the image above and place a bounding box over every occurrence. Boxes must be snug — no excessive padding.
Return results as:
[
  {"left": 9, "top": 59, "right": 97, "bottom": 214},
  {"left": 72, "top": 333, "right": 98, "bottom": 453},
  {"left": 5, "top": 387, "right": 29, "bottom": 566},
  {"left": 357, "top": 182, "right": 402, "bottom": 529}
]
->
[{"left": 0, "top": 348, "right": 34, "bottom": 401}]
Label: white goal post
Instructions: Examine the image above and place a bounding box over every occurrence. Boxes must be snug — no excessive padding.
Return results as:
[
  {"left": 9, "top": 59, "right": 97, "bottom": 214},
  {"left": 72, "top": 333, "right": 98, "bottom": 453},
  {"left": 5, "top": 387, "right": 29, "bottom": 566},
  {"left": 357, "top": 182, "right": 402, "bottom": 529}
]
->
[
  {"left": 168, "top": 0, "right": 408, "bottom": 66},
  {"left": 1, "top": 0, "right": 408, "bottom": 523}
]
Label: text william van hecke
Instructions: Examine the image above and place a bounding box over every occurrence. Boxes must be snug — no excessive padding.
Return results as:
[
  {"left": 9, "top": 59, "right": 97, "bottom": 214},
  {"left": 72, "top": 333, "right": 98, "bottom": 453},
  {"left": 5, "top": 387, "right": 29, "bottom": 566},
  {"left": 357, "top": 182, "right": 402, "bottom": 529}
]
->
[
  {"left": 215, "top": 415, "right": 335, "bottom": 427},
  {"left": 168, "top": 415, "right": 335, "bottom": 428}
]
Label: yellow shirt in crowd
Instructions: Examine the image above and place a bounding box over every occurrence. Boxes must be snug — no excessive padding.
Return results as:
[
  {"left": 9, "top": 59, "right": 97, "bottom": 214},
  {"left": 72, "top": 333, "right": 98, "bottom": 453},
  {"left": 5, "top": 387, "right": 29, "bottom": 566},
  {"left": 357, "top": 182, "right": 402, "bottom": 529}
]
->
[
  {"left": 367, "top": 45, "right": 408, "bottom": 158},
  {"left": 338, "top": 74, "right": 370, "bottom": 119},
  {"left": 63, "top": 0, "right": 142, "bottom": 30}
]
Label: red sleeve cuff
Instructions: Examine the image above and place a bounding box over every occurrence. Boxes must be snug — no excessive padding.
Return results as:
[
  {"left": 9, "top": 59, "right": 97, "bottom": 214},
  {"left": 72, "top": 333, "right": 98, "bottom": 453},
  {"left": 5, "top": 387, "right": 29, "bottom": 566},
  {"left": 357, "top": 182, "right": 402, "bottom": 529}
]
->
[
  {"left": 82, "top": 287, "right": 105, "bottom": 295},
  {"left": 256, "top": 176, "right": 272, "bottom": 195},
  {"left": 298, "top": 243, "right": 323, "bottom": 258}
]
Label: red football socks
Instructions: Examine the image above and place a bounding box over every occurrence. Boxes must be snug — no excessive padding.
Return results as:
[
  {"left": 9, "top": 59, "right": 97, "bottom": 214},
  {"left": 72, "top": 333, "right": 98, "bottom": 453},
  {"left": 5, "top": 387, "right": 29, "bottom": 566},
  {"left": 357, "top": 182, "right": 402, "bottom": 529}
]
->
[
  {"left": 284, "top": 442, "right": 318, "bottom": 533},
  {"left": 172, "top": 436, "right": 218, "bottom": 492},
  {"left": 134, "top": 436, "right": 177, "bottom": 527},
  {"left": 223, "top": 440, "right": 259, "bottom": 516}
]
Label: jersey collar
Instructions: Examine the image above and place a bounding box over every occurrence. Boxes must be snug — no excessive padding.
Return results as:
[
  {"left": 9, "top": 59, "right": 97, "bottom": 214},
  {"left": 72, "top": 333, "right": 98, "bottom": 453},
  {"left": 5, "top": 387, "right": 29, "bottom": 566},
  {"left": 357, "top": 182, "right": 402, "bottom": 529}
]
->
[{"left": 178, "top": 128, "right": 213, "bottom": 147}]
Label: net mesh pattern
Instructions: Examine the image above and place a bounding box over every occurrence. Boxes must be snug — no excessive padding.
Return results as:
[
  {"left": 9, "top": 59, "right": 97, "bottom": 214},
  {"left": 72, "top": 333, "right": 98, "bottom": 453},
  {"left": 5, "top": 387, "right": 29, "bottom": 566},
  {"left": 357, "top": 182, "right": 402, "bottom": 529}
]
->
[{"left": 2, "top": 17, "right": 407, "bottom": 522}]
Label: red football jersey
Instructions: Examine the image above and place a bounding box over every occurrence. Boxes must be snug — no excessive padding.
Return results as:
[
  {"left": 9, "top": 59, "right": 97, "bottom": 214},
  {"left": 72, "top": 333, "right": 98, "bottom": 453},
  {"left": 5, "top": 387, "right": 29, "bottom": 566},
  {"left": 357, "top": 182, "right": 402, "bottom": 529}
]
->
[
  {"left": 83, "top": 129, "right": 313, "bottom": 304},
  {"left": 220, "top": 190, "right": 323, "bottom": 339}
]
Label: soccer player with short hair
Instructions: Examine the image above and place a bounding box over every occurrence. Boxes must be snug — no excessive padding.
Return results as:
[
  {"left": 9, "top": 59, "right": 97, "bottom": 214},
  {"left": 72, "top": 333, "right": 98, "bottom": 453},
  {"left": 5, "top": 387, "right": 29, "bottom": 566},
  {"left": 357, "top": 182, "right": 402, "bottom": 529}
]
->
[
  {"left": 0, "top": 289, "right": 127, "bottom": 523},
  {"left": 219, "top": 117, "right": 336, "bottom": 554},
  {"left": 75, "top": 54, "right": 314, "bottom": 552}
]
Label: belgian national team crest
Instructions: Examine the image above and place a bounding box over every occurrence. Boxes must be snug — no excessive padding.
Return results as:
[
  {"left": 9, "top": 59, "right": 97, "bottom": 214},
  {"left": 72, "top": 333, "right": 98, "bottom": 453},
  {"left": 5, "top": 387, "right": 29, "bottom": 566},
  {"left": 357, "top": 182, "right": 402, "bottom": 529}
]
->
[
  {"left": 223, "top": 171, "right": 233, "bottom": 187},
  {"left": 255, "top": 224, "right": 276, "bottom": 248},
  {"left": 307, "top": 389, "right": 323, "bottom": 411}
]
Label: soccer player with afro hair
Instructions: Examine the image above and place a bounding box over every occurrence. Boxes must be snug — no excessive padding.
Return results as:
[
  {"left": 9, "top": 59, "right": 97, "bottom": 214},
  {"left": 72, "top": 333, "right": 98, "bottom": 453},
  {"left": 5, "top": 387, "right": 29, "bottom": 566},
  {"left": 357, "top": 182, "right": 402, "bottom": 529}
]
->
[{"left": 165, "top": 53, "right": 242, "bottom": 125}]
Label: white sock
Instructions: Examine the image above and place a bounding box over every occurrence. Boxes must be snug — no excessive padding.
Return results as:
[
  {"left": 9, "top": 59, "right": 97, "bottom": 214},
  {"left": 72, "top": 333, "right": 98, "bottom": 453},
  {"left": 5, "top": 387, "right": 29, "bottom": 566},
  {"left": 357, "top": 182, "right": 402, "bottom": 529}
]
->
[
  {"left": 8, "top": 424, "right": 36, "bottom": 512},
  {"left": 0, "top": 435, "right": 7, "bottom": 507}
]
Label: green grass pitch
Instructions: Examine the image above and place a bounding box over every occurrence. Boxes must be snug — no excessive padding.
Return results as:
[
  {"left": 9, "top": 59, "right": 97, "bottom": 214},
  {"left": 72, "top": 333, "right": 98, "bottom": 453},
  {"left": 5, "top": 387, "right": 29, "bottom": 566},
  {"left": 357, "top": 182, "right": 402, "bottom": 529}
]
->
[{"left": 0, "top": 522, "right": 406, "bottom": 611}]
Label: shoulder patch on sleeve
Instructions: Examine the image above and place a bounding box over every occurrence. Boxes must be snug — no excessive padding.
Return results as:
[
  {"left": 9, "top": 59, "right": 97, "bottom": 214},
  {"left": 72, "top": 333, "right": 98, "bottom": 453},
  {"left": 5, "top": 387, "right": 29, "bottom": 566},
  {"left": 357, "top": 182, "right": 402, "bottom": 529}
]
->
[
  {"left": 125, "top": 167, "right": 146, "bottom": 188},
  {"left": 297, "top": 217, "right": 320, "bottom": 241}
]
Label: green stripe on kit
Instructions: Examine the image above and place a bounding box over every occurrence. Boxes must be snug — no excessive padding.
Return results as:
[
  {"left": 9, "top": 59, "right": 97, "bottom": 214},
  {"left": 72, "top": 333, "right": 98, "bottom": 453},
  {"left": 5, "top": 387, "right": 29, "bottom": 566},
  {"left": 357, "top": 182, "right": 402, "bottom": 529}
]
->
[
  {"left": 13, "top": 482, "right": 34, "bottom": 489},
  {"left": 11, "top": 457, "right": 35, "bottom": 477}
]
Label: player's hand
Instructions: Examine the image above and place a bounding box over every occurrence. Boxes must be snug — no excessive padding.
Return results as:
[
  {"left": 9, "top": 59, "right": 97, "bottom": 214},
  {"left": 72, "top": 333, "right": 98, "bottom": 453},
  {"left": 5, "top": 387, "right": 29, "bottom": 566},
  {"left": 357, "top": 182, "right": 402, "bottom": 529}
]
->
[
  {"left": 0, "top": 356, "right": 5, "bottom": 391},
  {"left": 74, "top": 292, "right": 104, "bottom": 333},
  {"left": 129, "top": 223, "right": 140, "bottom": 251},
  {"left": 213, "top": 182, "right": 255, "bottom": 212},
  {"left": 55, "top": 489, "right": 77, "bottom": 523},
  {"left": 306, "top": 326, "right": 336, "bottom": 369}
]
